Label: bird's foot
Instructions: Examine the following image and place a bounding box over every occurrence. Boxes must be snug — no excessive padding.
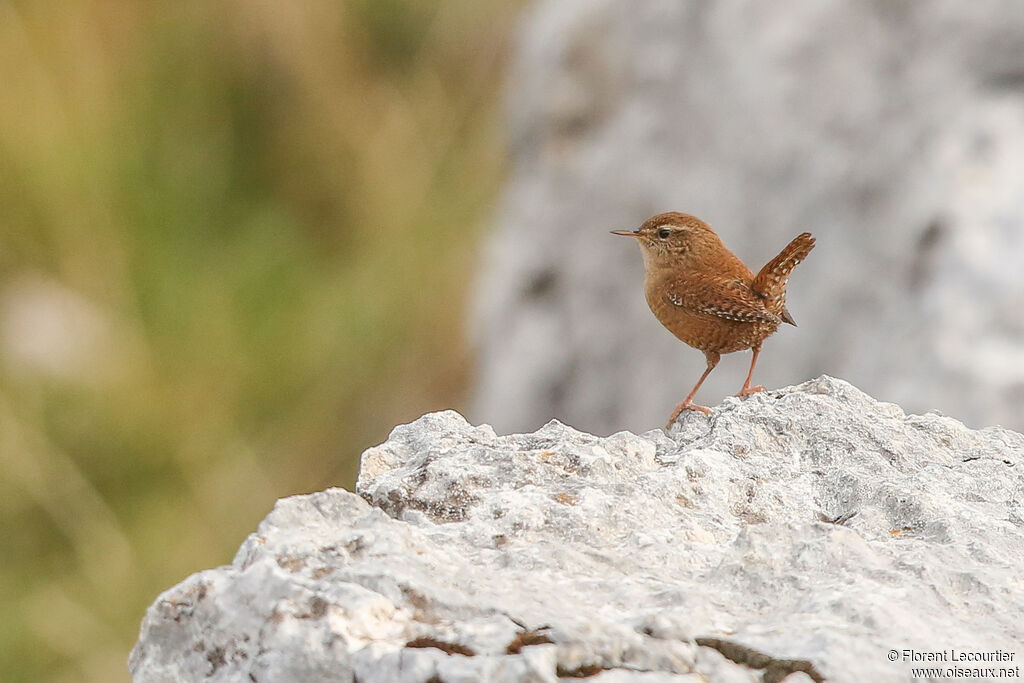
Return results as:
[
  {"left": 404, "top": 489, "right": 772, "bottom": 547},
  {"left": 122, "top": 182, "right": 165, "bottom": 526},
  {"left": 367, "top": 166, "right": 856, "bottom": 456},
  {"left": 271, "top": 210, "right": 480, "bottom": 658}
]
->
[
  {"left": 666, "top": 400, "right": 712, "bottom": 429},
  {"left": 736, "top": 385, "right": 765, "bottom": 398}
]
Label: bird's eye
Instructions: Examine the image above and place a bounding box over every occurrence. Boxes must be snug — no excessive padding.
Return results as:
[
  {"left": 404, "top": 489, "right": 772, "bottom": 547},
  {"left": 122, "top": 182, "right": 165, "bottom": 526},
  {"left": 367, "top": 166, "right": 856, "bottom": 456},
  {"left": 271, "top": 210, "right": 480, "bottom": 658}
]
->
[{"left": 657, "top": 227, "right": 672, "bottom": 239}]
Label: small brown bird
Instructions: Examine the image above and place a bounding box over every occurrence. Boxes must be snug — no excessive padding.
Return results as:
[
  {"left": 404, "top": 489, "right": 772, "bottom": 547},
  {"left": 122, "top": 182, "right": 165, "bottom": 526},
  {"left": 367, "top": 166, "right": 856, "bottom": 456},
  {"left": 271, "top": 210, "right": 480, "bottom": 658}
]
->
[{"left": 613, "top": 212, "right": 814, "bottom": 428}]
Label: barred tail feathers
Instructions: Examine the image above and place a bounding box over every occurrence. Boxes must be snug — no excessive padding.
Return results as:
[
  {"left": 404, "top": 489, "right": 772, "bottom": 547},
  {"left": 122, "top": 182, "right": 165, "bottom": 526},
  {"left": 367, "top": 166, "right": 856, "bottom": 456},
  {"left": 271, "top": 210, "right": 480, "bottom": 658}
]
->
[{"left": 752, "top": 232, "right": 815, "bottom": 322}]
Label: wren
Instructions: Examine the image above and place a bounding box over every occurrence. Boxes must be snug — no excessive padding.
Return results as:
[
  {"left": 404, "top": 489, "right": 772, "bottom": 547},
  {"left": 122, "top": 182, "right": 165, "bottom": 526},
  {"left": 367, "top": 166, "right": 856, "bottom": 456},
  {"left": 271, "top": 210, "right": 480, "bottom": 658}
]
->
[{"left": 613, "top": 212, "right": 815, "bottom": 428}]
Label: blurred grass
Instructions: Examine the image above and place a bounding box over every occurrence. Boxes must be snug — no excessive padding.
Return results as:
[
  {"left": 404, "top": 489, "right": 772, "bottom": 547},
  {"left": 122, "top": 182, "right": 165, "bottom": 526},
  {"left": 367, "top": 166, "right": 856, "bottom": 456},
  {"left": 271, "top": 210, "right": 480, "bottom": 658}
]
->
[{"left": 0, "top": 0, "right": 519, "bottom": 680}]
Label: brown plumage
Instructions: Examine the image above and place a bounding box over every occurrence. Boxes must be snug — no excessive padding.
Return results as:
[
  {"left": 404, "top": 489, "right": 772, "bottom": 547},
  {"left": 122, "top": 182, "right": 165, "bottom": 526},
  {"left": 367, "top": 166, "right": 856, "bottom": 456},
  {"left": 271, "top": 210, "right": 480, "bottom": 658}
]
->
[{"left": 612, "top": 212, "right": 815, "bottom": 428}]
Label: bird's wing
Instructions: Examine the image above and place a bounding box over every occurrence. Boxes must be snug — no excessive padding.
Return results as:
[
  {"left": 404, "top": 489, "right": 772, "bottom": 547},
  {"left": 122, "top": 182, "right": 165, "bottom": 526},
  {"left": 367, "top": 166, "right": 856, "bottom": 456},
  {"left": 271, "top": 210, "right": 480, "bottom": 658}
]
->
[{"left": 666, "top": 277, "right": 781, "bottom": 324}]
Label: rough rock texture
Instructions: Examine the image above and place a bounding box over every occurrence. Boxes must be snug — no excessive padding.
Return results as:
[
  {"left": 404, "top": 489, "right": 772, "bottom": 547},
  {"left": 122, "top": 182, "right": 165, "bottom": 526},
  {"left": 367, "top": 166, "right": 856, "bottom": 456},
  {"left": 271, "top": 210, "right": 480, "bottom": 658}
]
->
[
  {"left": 470, "top": 0, "right": 1024, "bottom": 436},
  {"left": 131, "top": 377, "right": 1024, "bottom": 682}
]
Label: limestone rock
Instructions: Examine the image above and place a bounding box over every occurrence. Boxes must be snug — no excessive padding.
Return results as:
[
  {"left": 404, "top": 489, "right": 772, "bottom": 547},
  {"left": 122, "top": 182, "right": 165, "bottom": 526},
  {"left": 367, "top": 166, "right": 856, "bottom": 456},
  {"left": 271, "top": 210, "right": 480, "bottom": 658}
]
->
[
  {"left": 470, "top": 0, "right": 1024, "bottom": 436},
  {"left": 131, "top": 377, "right": 1024, "bottom": 682}
]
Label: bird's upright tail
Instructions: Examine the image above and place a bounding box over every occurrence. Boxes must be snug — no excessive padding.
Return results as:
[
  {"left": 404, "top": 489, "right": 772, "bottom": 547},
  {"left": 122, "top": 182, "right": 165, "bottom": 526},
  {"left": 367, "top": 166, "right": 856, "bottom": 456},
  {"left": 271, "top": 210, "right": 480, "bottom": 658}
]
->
[{"left": 752, "top": 232, "right": 815, "bottom": 325}]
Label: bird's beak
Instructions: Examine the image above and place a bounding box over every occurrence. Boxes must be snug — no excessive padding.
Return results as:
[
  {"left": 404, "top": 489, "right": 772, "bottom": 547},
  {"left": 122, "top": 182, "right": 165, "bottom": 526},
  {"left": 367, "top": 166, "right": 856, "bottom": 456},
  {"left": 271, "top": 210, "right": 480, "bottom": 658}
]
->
[{"left": 610, "top": 230, "right": 641, "bottom": 238}]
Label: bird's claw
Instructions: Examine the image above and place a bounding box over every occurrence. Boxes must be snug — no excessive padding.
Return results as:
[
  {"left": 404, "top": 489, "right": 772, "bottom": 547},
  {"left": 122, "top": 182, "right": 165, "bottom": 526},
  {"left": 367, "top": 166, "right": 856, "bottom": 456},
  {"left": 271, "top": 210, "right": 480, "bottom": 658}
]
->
[{"left": 666, "top": 401, "right": 712, "bottom": 429}]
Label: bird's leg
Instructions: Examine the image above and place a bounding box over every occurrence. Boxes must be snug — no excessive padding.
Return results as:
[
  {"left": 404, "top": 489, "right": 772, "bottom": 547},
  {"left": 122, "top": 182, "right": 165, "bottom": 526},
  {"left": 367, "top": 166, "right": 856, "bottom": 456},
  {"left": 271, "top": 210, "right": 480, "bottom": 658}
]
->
[
  {"left": 666, "top": 352, "right": 720, "bottom": 428},
  {"left": 737, "top": 344, "right": 764, "bottom": 397}
]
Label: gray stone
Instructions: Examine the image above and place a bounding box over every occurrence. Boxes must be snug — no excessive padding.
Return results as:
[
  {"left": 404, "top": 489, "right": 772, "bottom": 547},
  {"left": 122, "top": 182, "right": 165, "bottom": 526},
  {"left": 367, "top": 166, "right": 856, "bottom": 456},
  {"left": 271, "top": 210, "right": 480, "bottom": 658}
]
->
[
  {"left": 131, "top": 377, "right": 1024, "bottom": 682},
  {"left": 470, "top": 0, "right": 1024, "bottom": 436}
]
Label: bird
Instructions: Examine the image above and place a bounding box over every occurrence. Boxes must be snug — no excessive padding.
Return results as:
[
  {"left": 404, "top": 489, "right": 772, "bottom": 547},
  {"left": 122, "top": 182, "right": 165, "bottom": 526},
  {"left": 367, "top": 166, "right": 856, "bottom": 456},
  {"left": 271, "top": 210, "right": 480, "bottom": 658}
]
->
[{"left": 612, "top": 212, "right": 815, "bottom": 429}]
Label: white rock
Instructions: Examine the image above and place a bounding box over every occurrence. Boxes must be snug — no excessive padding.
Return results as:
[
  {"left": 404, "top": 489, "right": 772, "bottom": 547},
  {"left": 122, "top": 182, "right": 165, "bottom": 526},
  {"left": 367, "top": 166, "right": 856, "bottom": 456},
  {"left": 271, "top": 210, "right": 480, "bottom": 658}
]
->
[{"left": 131, "top": 377, "right": 1024, "bottom": 682}]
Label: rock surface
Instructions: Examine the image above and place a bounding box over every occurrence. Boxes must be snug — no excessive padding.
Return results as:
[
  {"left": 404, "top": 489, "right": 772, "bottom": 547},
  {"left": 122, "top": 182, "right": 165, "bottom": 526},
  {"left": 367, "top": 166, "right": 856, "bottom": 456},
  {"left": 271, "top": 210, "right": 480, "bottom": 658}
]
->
[
  {"left": 470, "top": 0, "right": 1024, "bottom": 436},
  {"left": 131, "top": 377, "right": 1024, "bottom": 682}
]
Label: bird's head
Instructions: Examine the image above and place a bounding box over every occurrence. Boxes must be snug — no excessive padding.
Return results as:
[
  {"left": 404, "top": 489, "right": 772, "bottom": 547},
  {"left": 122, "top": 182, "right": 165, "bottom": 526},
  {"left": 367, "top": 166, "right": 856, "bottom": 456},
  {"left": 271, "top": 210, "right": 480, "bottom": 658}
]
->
[{"left": 611, "top": 212, "right": 723, "bottom": 269}]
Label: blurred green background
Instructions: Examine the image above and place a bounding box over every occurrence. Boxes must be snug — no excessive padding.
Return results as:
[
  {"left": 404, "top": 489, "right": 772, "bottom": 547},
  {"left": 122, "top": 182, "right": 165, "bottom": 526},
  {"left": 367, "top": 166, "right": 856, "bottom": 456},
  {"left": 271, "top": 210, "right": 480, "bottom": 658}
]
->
[{"left": 0, "top": 1, "right": 519, "bottom": 680}]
